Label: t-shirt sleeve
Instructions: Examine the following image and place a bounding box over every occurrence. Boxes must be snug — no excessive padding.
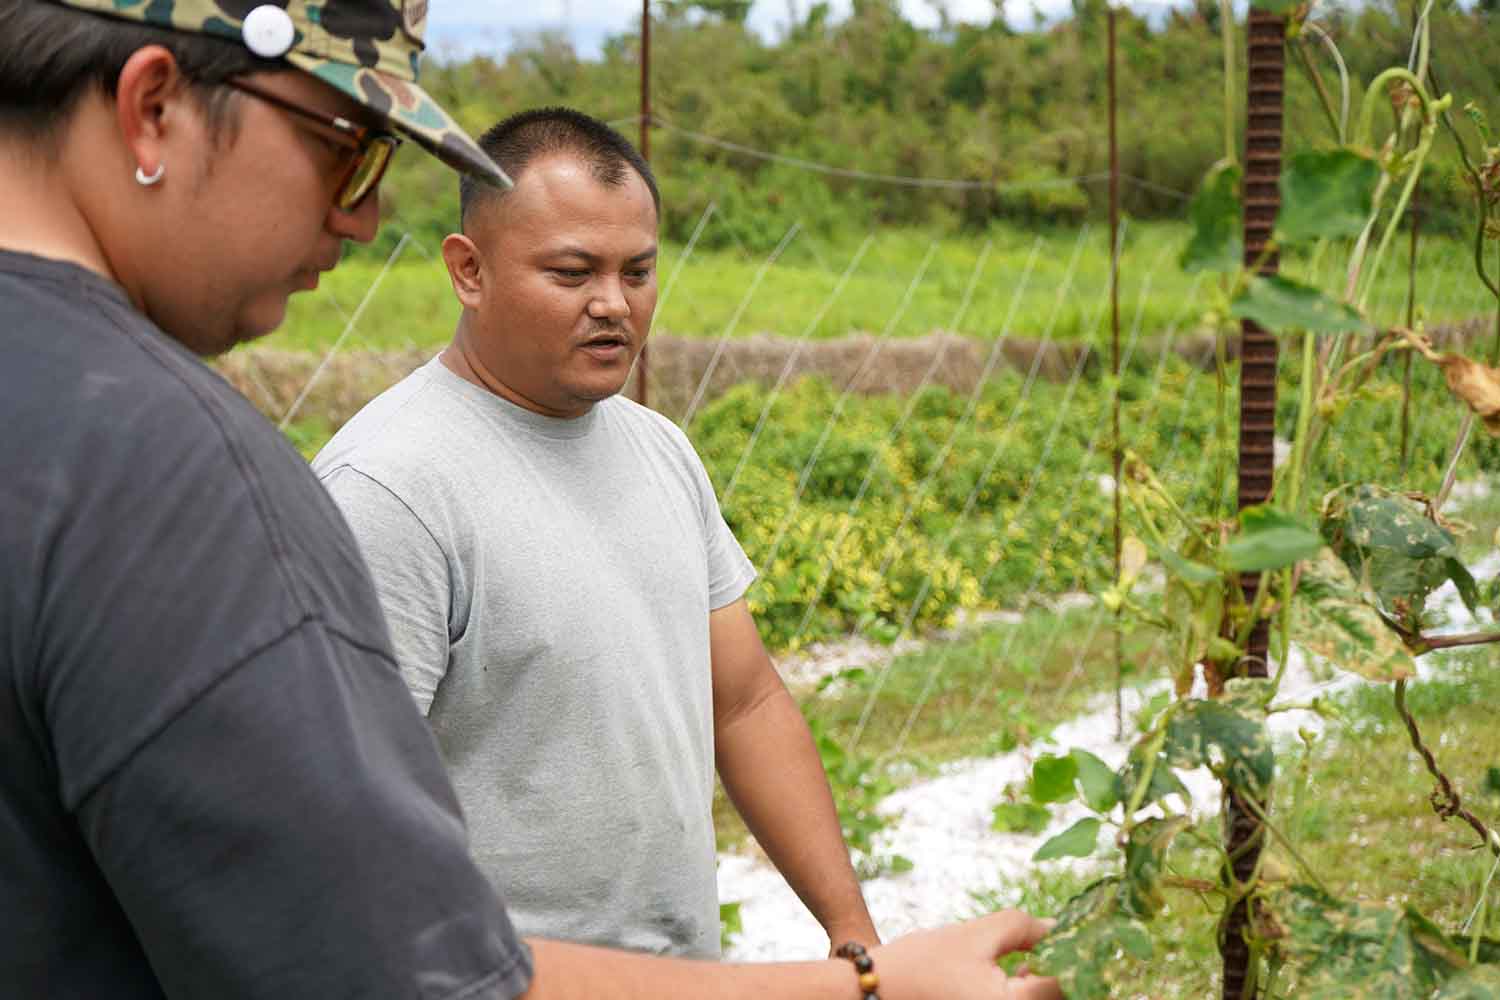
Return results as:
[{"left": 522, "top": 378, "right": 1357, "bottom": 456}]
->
[
  {"left": 321, "top": 466, "right": 454, "bottom": 714},
  {"left": 682, "top": 444, "right": 757, "bottom": 611},
  {"left": 75, "top": 618, "right": 532, "bottom": 1000}
]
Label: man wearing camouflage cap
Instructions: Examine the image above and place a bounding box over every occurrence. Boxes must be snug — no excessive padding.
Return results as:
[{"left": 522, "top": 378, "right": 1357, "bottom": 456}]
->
[{"left": 0, "top": 2, "right": 1061, "bottom": 997}]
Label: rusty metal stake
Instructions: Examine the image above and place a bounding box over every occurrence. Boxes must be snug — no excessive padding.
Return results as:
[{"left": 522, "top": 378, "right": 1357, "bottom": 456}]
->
[
  {"left": 1221, "top": 9, "right": 1285, "bottom": 1000},
  {"left": 635, "top": 0, "right": 652, "bottom": 408},
  {"left": 1108, "top": 5, "right": 1124, "bottom": 741}
]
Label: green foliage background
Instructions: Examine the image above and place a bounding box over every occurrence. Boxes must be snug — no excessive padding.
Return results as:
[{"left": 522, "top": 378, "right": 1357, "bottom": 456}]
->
[
  {"left": 686, "top": 351, "right": 1500, "bottom": 651},
  {"left": 366, "top": 0, "right": 1500, "bottom": 256}
]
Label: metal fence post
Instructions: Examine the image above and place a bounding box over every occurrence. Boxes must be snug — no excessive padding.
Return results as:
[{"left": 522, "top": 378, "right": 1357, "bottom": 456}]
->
[{"left": 1221, "top": 8, "right": 1285, "bottom": 998}]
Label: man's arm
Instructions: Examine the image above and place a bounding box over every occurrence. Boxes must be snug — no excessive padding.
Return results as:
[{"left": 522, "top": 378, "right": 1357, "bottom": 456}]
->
[
  {"left": 522, "top": 910, "right": 1060, "bottom": 1000},
  {"left": 710, "top": 597, "right": 880, "bottom": 950}
]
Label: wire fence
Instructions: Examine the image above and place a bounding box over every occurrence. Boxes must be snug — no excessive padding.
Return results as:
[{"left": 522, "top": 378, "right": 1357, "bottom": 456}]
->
[{"left": 233, "top": 115, "right": 1500, "bottom": 771}]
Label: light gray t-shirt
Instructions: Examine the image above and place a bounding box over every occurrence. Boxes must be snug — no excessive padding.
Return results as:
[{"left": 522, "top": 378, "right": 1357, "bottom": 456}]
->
[{"left": 312, "top": 357, "right": 755, "bottom": 959}]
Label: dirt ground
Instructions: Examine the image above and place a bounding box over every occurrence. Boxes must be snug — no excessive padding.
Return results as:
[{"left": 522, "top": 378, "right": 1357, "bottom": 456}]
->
[{"left": 218, "top": 319, "right": 1494, "bottom": 429}]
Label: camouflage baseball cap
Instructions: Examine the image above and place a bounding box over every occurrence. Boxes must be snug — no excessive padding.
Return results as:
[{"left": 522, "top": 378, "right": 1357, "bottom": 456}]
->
[{"left": 53, "top": 0, "right": 510, "bottom": 190}]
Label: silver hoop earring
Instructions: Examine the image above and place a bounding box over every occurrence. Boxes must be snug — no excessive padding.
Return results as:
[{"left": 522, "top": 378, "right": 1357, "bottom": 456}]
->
[{"left": 134, "top": 163, "right": 165, "bottom": 187}]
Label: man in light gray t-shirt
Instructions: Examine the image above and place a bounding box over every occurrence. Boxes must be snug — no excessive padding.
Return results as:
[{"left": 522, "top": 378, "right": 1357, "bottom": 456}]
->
[
  {"left": 314, "top": 109, "right": 880, "bottom": 959},
  {"left": 316, "top": 359, "right": 751, "bottom": 955}
]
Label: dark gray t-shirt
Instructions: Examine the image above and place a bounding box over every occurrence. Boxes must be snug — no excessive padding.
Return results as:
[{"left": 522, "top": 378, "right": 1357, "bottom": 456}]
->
[{"left": 0, "top": 251, "right": 532, "bottom": 999}]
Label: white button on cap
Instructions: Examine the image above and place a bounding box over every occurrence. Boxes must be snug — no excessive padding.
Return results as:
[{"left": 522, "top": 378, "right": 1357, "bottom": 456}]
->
[{"left": 242, "top": 5, "right": 295, "bottom": 58}]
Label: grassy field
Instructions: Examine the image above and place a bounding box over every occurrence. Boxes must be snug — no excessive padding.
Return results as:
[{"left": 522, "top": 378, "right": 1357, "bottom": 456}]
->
[{"left": 269, "top": 220, "right": 1497, "bottom": 355}]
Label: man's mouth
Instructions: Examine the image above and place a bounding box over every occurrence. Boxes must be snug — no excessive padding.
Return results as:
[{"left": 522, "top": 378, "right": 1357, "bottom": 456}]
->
[{"left": 579, "top": 330, "right": 632, "bottom": 359}]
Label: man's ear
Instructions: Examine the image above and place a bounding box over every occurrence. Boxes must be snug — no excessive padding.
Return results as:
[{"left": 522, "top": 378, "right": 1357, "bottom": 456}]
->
[
  {"left": 114, "top": 45, "right": 192, "bottom": 182},
  {"left": 442, "top": 233, "right": 485, "bottom": 309}
]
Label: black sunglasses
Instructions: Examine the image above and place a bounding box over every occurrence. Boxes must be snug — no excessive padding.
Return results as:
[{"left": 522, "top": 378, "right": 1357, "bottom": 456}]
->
[{"left": 226, "top": 78, "right": 403, "bottom": 213}]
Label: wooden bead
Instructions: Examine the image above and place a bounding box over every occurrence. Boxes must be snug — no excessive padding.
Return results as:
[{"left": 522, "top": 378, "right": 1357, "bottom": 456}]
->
[
  {"left": 854, "top": 955, "right": 873, "bottom": 973},
  {"left": 859, "top": 972, "right": 880, "bottom": 991}
]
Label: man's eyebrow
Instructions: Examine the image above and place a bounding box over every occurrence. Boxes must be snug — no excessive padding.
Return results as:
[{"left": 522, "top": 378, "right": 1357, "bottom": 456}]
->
[{"left": 548, "top": 246, "right": 659, "bottom": 264}]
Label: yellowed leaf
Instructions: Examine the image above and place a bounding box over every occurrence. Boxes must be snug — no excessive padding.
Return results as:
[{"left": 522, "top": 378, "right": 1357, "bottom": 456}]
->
[
  {"left": 1120, "top": 536, "right": 1148, "bottom": 588},
  {"left": 1439, "top": 354, "right": 1500, "bottom": 435}
]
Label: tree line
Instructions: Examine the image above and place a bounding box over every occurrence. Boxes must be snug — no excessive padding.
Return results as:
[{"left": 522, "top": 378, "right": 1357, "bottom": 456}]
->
[{"left": 368, "top": 0, "right": 1500, "bottom": 253}]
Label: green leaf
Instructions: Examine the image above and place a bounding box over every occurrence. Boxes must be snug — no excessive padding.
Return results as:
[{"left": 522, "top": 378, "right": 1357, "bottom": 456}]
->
[
  {"left": 1277, "top": 149, "right": 1382, "bottom": 245},
  {"left": 719, "top": 901, "right": 743, "bottom": 951},
  {"left": 1034, "top": 817, "right": 1102, "bottom": 861},
  {"left": 1071, "top": 749, "right": 1123, "bottom": 813},
  {"left": 1120, "top": 741, "right": 1191, "bottom": 813},
  {"left": 1029, "top": 878, "right": 1153, "bottom": 1000},
  {"left": 1436, "top": 965, "right": 1500, "bottom": 998},
  {"left": 991, "top": 801, "right": 1051, "bottom": 835},
  {"left": 1181, "top": 162, "right": 1243, "bottom": 274},
  {"left": 1230, "top": 275, "right": 1369, "bottom": 335},
  {"left": 1327, "top": 486, "right": 1459, "bottom": 559},
  {"left": 1163, "top": 697, "right": 1275, "bottom": 798},
  {"left": 1030, "top": 753, "right": 1079, "bottom": 805},
  {"left": 1225, "top": 504, "right": 1325, "bottom": 572},
  {"left": 1121, "top": 816, "right": 1191, "bottom": 919},
  {"left": 1291, "top": 548, "right": 1417, "bottom": 682},
  {"left": 1157, "top": 545, "right": 1222, "bottom": 585},
  {"left": 1223, "top": 676, "right": 1277, "bottom": 713},
  {"left": 1267, "top": 885, "right": 1470, "bottom": 997},
  {"left": 1322, "top": 485, "right": 1481, "bottom": 620},
  {"left": 1251, "top": 0, "right": 1304, "bottom": 12}
]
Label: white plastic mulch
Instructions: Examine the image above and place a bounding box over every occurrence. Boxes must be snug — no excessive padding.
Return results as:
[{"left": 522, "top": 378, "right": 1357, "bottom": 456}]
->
[{"left": 718, "top": 546, "right": 1499, "bottom": 962}]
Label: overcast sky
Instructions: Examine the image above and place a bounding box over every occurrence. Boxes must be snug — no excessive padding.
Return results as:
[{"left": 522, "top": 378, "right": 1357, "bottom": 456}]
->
[{"left": 423, "top": 0, "right": 1100, "bottom": 61}]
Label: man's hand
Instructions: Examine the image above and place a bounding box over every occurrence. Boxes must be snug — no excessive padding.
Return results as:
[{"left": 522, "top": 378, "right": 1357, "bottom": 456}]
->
[{"left": 869, "top": 910, "right": 1062, "bottom": 1000}]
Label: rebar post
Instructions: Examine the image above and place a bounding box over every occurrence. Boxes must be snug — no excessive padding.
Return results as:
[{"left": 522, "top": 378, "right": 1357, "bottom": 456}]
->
[
  {"left": 1108, "top": 5, "right": 1124, "bottom": 740},
  {"left": 636, "top": 0, "right": 652, "bottom": 408},
  {"left": 1221, "top": 8, "right": 1284, "bottom": 999}
]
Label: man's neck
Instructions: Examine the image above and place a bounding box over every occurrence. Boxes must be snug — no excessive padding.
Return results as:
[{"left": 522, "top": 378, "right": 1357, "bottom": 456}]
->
[
  {"left": 440, "top": 327, "right": 596, "bottom": 421},
  {"left": 0, "top": 136, "right": 116, "bottom": 282}
]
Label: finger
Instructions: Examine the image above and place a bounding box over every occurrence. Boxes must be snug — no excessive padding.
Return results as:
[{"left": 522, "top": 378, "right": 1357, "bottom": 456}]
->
[
  {"left": 1004, "top": 973, "right": 1064, "bottom": 1000},
  {"left": 982, "top": 911, "right": 1057, "bottom": 957}
]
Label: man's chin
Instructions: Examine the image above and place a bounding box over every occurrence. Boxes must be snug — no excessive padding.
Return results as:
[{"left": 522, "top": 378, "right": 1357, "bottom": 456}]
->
[
  {"left": 229, "top": 301, "right": 292, "bottom": 352},
  {"left": 565, "top": 368, "right": 635, "bottom": 404}
]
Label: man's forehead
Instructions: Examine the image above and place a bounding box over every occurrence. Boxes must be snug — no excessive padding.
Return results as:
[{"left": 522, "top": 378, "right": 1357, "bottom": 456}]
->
[{"left": 482, "top": 160, "right": 656, "bottom": 241}]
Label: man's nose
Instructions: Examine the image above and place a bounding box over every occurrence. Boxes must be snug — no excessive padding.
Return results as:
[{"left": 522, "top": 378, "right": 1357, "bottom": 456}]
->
[
  {"left": 327, "top": 187, "right": 381, "bottom": 244},
  {"left": 588, "top": 278, "right": 631, "bottom": 322}
]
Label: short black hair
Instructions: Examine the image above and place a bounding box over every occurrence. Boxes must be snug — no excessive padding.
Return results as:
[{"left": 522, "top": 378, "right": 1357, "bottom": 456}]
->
[
  {"left": 0, "top": 0, "right": 283, "bottom": 150},
  {"left": 459, "top": 106, "right": 660, "bottom": 230}
]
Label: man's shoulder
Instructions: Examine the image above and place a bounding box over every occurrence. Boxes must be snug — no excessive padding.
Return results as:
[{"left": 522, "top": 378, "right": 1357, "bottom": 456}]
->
[
  {"left": 313, "top": 361, "right": 462, "bottom": 482},
  {"left": 3, "top": 256, "right": 305, "bottom": 488}
]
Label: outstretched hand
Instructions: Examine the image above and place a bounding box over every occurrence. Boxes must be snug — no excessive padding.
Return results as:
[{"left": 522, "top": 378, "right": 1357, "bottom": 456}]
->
[{"left": 869, "top": 909, "right": 1062, "bottom": 1000}]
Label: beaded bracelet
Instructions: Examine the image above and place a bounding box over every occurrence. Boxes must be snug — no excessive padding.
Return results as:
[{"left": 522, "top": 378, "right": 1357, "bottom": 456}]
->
[{"left": 834, "top": 941, "right": 881, "bottom": 1000}]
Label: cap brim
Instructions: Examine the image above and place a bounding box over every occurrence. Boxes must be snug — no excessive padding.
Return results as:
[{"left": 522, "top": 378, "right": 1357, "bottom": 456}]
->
[{"left": 287, "top": 54, "right": 511, "bottom": 191}]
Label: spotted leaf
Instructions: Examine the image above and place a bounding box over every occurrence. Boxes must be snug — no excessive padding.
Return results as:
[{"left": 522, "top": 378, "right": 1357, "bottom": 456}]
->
[
  {"left": 1268, "top": 885, "right": 1470, "bottom": 998},
  {"left": 1121, "top": 816, "right": 1191, "bottom": 919},
  {"left": 1291, "top": 548, "right": 1417, "bottom": 681},
  {"left": 1029, "top": 878, "right": 1153, "bottom": 1000},
  {"left": 1162, "top": 696, "right": 1275, "bottom": 798}
]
